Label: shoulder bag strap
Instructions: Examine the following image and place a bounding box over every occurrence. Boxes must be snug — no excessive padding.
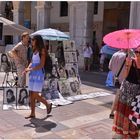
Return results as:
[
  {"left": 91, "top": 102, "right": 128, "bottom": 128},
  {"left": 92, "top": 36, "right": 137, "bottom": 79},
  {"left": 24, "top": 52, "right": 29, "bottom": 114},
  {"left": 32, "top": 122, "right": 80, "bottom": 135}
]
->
[{"left": 115, "top": 54, "right": 127, "bottom": 77}]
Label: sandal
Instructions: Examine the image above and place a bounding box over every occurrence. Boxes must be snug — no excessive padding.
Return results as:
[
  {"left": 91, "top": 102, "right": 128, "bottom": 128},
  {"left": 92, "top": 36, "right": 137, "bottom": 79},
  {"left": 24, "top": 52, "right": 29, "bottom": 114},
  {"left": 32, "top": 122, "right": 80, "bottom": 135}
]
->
[
  {"left": 47, "top": 103, "right": 52, "bottom": 114},
  {"left": 109, "top": 113, "right": 114, "bottom": 119},
  {"left": 25, "top": 115, "right": 35, "bottom": 119}
]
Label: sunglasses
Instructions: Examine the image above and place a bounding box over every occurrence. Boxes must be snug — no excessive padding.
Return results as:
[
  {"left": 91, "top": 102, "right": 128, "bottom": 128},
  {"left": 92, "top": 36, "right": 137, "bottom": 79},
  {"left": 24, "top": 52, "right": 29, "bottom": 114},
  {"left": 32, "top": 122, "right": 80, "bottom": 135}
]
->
[{"left": 135, "top": 51, "right": 140, "bottom": 54}]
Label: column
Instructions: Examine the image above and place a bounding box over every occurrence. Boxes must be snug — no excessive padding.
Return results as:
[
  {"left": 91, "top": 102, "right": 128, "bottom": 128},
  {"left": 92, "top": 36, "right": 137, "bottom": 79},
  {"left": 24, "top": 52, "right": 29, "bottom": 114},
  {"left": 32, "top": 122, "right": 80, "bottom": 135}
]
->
[
  {"left": 69, "top": 2, "right": 94, "bottom": 68},
  {"left": 129, "top": 2, "right": 140, "bottom": 29},
  {"left": 36, "top": 2, "right": 51, "bottom": 30},
  {"left": 12, "top": 2, "right": 24, "bottom": 44}
]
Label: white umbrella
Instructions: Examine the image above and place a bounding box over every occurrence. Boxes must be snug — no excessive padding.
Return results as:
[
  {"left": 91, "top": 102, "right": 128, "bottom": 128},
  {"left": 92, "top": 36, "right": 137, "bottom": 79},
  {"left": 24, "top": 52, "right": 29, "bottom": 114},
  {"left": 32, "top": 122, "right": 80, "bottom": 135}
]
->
[
  {"left": 31, "top": 28, "right": 70, "bottom": 41},
  {"left": 0, "top": 17, "right": 33, "bottom": 36}
]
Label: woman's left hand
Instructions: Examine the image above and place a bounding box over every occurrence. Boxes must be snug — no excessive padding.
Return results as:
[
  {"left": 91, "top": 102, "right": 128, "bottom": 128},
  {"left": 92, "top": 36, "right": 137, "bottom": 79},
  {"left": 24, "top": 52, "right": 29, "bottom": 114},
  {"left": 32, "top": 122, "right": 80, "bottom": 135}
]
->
[
  {"left": 22, "top": 67, "right": 32, "bottom": 75},
  {"left": 25, "top": 67, "right": 33, "bottom": 72}
]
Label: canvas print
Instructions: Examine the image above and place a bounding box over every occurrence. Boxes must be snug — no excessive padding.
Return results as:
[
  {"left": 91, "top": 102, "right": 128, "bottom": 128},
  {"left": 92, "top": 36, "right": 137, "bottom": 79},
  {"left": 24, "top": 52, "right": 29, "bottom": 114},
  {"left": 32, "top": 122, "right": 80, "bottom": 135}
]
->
[
  {"left": 58, "top": 66, "right": 67, "bottom": 79},
  {"left": 64, "top": 52, "right": 77, "bottom": 63},
  {"left": 51, "top": 65, "right": 59, "bottom": 78},
  {"left": 16, "top": 88, "right": 29, "bottom": 109},
  {"left": 65, "top": 64, "right": 77, "bottom": 78},
  {"left": 3, "top": 87, "right": 16, "bottom": 110},
  {"left": 0, "top": 53, "right": 11, "bottom": 72},
  {"left": 42, "top": 78, "right": 60, "bottom": 100},
  {"left": 64, "top": 52, "right": 71, "bottom": 63},
  {"left": 68, "top": 77, "right": 81, "bottom": 95},
  {"left": 58, "top": 80, "right": 71, "bottom": 97},
  {"left": 71, "top": 52, "right": 77, "bottom": 63},
  {"left": 63, "top": 40, "right": 76, "bottom": 52},
  {"left": 7, "top": 52, "right": 17, "bottom": 72}
]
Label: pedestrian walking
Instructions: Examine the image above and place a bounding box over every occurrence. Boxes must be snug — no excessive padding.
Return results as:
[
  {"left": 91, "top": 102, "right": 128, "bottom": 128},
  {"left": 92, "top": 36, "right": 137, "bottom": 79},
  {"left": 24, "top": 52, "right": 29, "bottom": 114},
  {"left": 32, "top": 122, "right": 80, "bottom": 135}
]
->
[
  {"left": 23, "top": 35, "right": 52, "bottom": 119},
  {"left": 112, "top": 47, "right": 140, "bottom": 139},
  {"left": 8, "top": 32, "right": 30, "bottom": 87},
  {"left": 83, "top": 42, "right": 93, "bottom": 71}
]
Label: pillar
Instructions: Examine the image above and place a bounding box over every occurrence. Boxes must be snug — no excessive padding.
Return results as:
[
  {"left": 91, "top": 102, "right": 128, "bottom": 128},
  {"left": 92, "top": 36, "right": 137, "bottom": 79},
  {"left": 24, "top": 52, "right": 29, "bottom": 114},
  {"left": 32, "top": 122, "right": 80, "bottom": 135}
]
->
[
  {"left": 129, "top": 2, "right": 140, "bottom": 29},
  {"left": 12, "top": 1, "right": 24, "bottom": 44},
  {"left": 69, "top": 2, "right": 94, "bottom": 68},
  {"left": 36, "top": 1, "right": 51, "bottom": 30}
]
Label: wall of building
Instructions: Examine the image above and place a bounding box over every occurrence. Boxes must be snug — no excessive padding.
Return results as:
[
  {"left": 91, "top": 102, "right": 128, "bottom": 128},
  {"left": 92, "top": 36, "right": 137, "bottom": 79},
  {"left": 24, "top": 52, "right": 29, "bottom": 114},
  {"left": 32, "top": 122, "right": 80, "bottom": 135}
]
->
[
  {"left": 50, "top": 2, "right": 69, "bottom": 24},
  {"left": 30, "top": 1, "right": 37, "bottom": 31}
]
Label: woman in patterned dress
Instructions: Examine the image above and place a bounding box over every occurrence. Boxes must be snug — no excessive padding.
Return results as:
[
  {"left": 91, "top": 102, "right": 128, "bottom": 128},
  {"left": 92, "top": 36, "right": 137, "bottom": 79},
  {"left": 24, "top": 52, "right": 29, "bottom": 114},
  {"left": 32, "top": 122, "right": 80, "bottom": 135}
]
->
[
  {"left": 112, "top": 47, "right": 140, "bottom": 139},
  {"left": 24, "top": 35, "right": 52, "bottom": 119}
]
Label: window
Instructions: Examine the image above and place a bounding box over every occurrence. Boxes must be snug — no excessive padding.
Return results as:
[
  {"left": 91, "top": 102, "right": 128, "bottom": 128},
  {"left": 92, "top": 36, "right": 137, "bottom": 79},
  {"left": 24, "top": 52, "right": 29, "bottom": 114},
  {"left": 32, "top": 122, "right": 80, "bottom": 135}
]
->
[
  {"left": 60, "top": 2, "right": 68, "bottom": 17},
  {"left": 94, "top": 2, "right": 98, "bottom": 15}
]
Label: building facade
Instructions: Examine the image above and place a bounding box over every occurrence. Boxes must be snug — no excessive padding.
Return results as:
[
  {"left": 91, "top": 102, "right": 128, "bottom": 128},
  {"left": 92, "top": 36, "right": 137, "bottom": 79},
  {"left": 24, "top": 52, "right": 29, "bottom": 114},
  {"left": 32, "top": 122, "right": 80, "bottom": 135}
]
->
[{"left": 0, "top": 1, "right": 139, "bottom": 68}]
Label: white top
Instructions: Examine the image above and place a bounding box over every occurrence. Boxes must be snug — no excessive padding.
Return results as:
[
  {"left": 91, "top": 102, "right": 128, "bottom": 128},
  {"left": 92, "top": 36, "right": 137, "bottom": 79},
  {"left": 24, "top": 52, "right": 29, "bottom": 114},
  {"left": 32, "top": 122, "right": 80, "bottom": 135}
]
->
[
  {"left": 83, "top": 47, "right": 93, "bottom": 58},
  {"left": 109, "top": 50, "right": 127, "bottom": 83}
]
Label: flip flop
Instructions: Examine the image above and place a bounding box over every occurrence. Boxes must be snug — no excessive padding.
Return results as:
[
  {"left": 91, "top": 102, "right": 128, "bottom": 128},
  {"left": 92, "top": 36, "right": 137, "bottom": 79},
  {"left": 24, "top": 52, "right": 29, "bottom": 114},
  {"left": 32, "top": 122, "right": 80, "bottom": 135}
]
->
[
  {"left": 109, "top": 113, "right": 114, "bottom": 119},
  {"left": 25, "top": 115, "right": 35, "bottom": 119}
]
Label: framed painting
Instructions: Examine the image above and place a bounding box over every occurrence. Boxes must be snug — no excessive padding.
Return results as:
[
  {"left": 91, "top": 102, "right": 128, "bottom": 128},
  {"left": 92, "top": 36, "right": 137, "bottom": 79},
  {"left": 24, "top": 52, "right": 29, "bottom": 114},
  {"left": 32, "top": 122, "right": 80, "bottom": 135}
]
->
[
  {"left": 3, "top": 87, "right": 16, "bottom": 110},
  {"left": 0, "top": 53, "right": 11, "bottom": 72},
  {"left": 68, "top": 77, "right": 81, "bottom": 95},
  {"left": 63, "top": 40, "right": 76, "bottom": 52},
  {"left": 58, "top": 80, "right": 71, "bottom": 97},
  {"left": 16, "top": 88, "right": 29, "bottom": 109}
]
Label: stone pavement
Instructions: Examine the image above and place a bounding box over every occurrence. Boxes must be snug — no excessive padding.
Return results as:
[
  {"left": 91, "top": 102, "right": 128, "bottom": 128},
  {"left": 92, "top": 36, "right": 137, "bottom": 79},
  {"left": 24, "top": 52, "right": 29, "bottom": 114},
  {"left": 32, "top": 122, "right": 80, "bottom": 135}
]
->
[{"left": 0, "top": 71, "right": 116, "bottom": 139}]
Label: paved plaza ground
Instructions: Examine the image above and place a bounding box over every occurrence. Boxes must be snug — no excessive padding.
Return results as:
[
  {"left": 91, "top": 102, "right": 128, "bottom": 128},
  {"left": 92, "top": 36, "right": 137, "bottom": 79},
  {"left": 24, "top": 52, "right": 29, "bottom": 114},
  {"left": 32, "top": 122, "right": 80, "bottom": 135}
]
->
[{"left": 0, "top": 70, "right": 116, "bottom": 139}]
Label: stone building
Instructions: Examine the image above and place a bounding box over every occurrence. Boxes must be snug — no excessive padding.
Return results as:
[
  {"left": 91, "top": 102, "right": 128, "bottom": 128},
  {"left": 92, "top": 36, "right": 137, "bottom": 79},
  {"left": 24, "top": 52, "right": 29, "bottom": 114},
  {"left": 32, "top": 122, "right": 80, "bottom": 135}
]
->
[{"left": 0, "top": 1, "right": 139, "bottom": 68}]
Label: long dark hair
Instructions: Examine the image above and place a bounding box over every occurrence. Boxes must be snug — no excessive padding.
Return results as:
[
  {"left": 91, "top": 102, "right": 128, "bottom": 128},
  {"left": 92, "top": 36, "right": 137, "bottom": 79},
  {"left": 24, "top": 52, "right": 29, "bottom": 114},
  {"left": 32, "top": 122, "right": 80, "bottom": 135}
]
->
[
  {"left": 18, "top": 88, "right": 28, "bottom": 105},
  {"left": 1, "top": 53, "right": 9, "bottom": 63},
  {"left": 6, "top": 89, "right": 15, "bottom": 103},
  {"left": 32, "top": 35, "right": 45, "bottom": 54}
]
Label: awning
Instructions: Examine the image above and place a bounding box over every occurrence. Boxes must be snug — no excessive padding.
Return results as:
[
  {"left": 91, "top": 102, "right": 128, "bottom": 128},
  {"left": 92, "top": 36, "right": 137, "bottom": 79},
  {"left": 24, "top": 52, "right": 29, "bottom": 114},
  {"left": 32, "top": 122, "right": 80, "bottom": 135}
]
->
[{"left": 0, "top": 17, "right": 33, "bottom": 36}]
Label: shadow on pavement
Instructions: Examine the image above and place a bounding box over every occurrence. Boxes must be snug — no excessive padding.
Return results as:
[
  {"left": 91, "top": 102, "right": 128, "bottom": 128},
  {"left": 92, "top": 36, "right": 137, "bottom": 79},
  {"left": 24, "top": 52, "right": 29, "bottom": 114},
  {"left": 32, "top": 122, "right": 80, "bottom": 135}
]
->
[
  {"left": 79, "top": 70, "right": 116, "bottom": 92},
  {"left": 24, "top": 115, "right": 57, "bottom": 133}
]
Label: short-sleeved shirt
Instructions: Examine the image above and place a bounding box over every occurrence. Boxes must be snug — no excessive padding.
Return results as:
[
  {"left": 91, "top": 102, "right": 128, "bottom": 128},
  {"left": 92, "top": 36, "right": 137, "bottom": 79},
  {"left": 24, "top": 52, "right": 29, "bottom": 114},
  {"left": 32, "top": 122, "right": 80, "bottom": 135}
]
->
[
  {"left": 11, "top": 42, "right": 28, "bottom": 66},
  {"left": 109, "top": 50, "right": 127, "bottom": 83},
  {"left": 83, "top": 47, "right": 93, "bottom": 58}
]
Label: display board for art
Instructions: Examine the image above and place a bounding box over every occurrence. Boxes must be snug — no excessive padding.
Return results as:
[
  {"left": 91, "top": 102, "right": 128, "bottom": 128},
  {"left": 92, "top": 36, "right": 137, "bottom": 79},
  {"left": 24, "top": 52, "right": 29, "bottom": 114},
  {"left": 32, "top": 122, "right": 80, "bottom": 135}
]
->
[
  {"left": 41, "top": 40, "right": 81, "bottom": 100},
  {"left": 0, "top": 53, "right": 17, "bottom": 72},
  {"left": 3, "top": 87, "right": 29, "bottom": 110}
]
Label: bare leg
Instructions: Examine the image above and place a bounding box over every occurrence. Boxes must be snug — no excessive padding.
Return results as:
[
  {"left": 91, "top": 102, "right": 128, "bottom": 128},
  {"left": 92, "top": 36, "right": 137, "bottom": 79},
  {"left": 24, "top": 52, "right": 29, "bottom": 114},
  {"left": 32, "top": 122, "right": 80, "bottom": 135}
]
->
[
  {"left": 30, "top": 92, "right": 35, "bottom": 116},
  {"left": 33, "top": 92, "right": 49, "bottom": 107},
  {"left": 25, "top": 91, "right": 35, "bottom": 119},
  {"left": 34, "top": 92, "right": 52, "bottom": 114}
]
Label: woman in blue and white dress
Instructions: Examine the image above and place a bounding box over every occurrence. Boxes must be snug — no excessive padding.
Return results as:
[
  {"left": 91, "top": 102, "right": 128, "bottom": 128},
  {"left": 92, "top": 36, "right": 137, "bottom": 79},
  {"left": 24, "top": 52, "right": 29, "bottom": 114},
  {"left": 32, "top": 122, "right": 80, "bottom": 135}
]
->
[{"left": 24, "top": 35, "right": 52, "bottom": 119}]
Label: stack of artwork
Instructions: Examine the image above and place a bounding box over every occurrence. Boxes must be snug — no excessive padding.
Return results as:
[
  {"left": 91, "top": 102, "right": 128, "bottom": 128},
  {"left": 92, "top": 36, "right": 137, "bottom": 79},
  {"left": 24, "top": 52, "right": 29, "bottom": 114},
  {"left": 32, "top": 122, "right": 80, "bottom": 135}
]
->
[
  {"left": 1, "top": 40, "right": 81, "bottom": 109},
  {"left": 3, "top": 87, "right": 30, "bottom": 110},
  {"left": 42, "top": 40, "right": 81, "bottom": 103}
]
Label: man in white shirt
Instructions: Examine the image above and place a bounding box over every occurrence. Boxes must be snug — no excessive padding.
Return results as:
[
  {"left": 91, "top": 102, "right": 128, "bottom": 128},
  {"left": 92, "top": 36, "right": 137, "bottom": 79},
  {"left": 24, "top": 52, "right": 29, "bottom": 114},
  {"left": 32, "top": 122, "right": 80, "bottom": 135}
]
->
[{"left": 83, "top": 42, "right": 93, "bottom": 71}]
